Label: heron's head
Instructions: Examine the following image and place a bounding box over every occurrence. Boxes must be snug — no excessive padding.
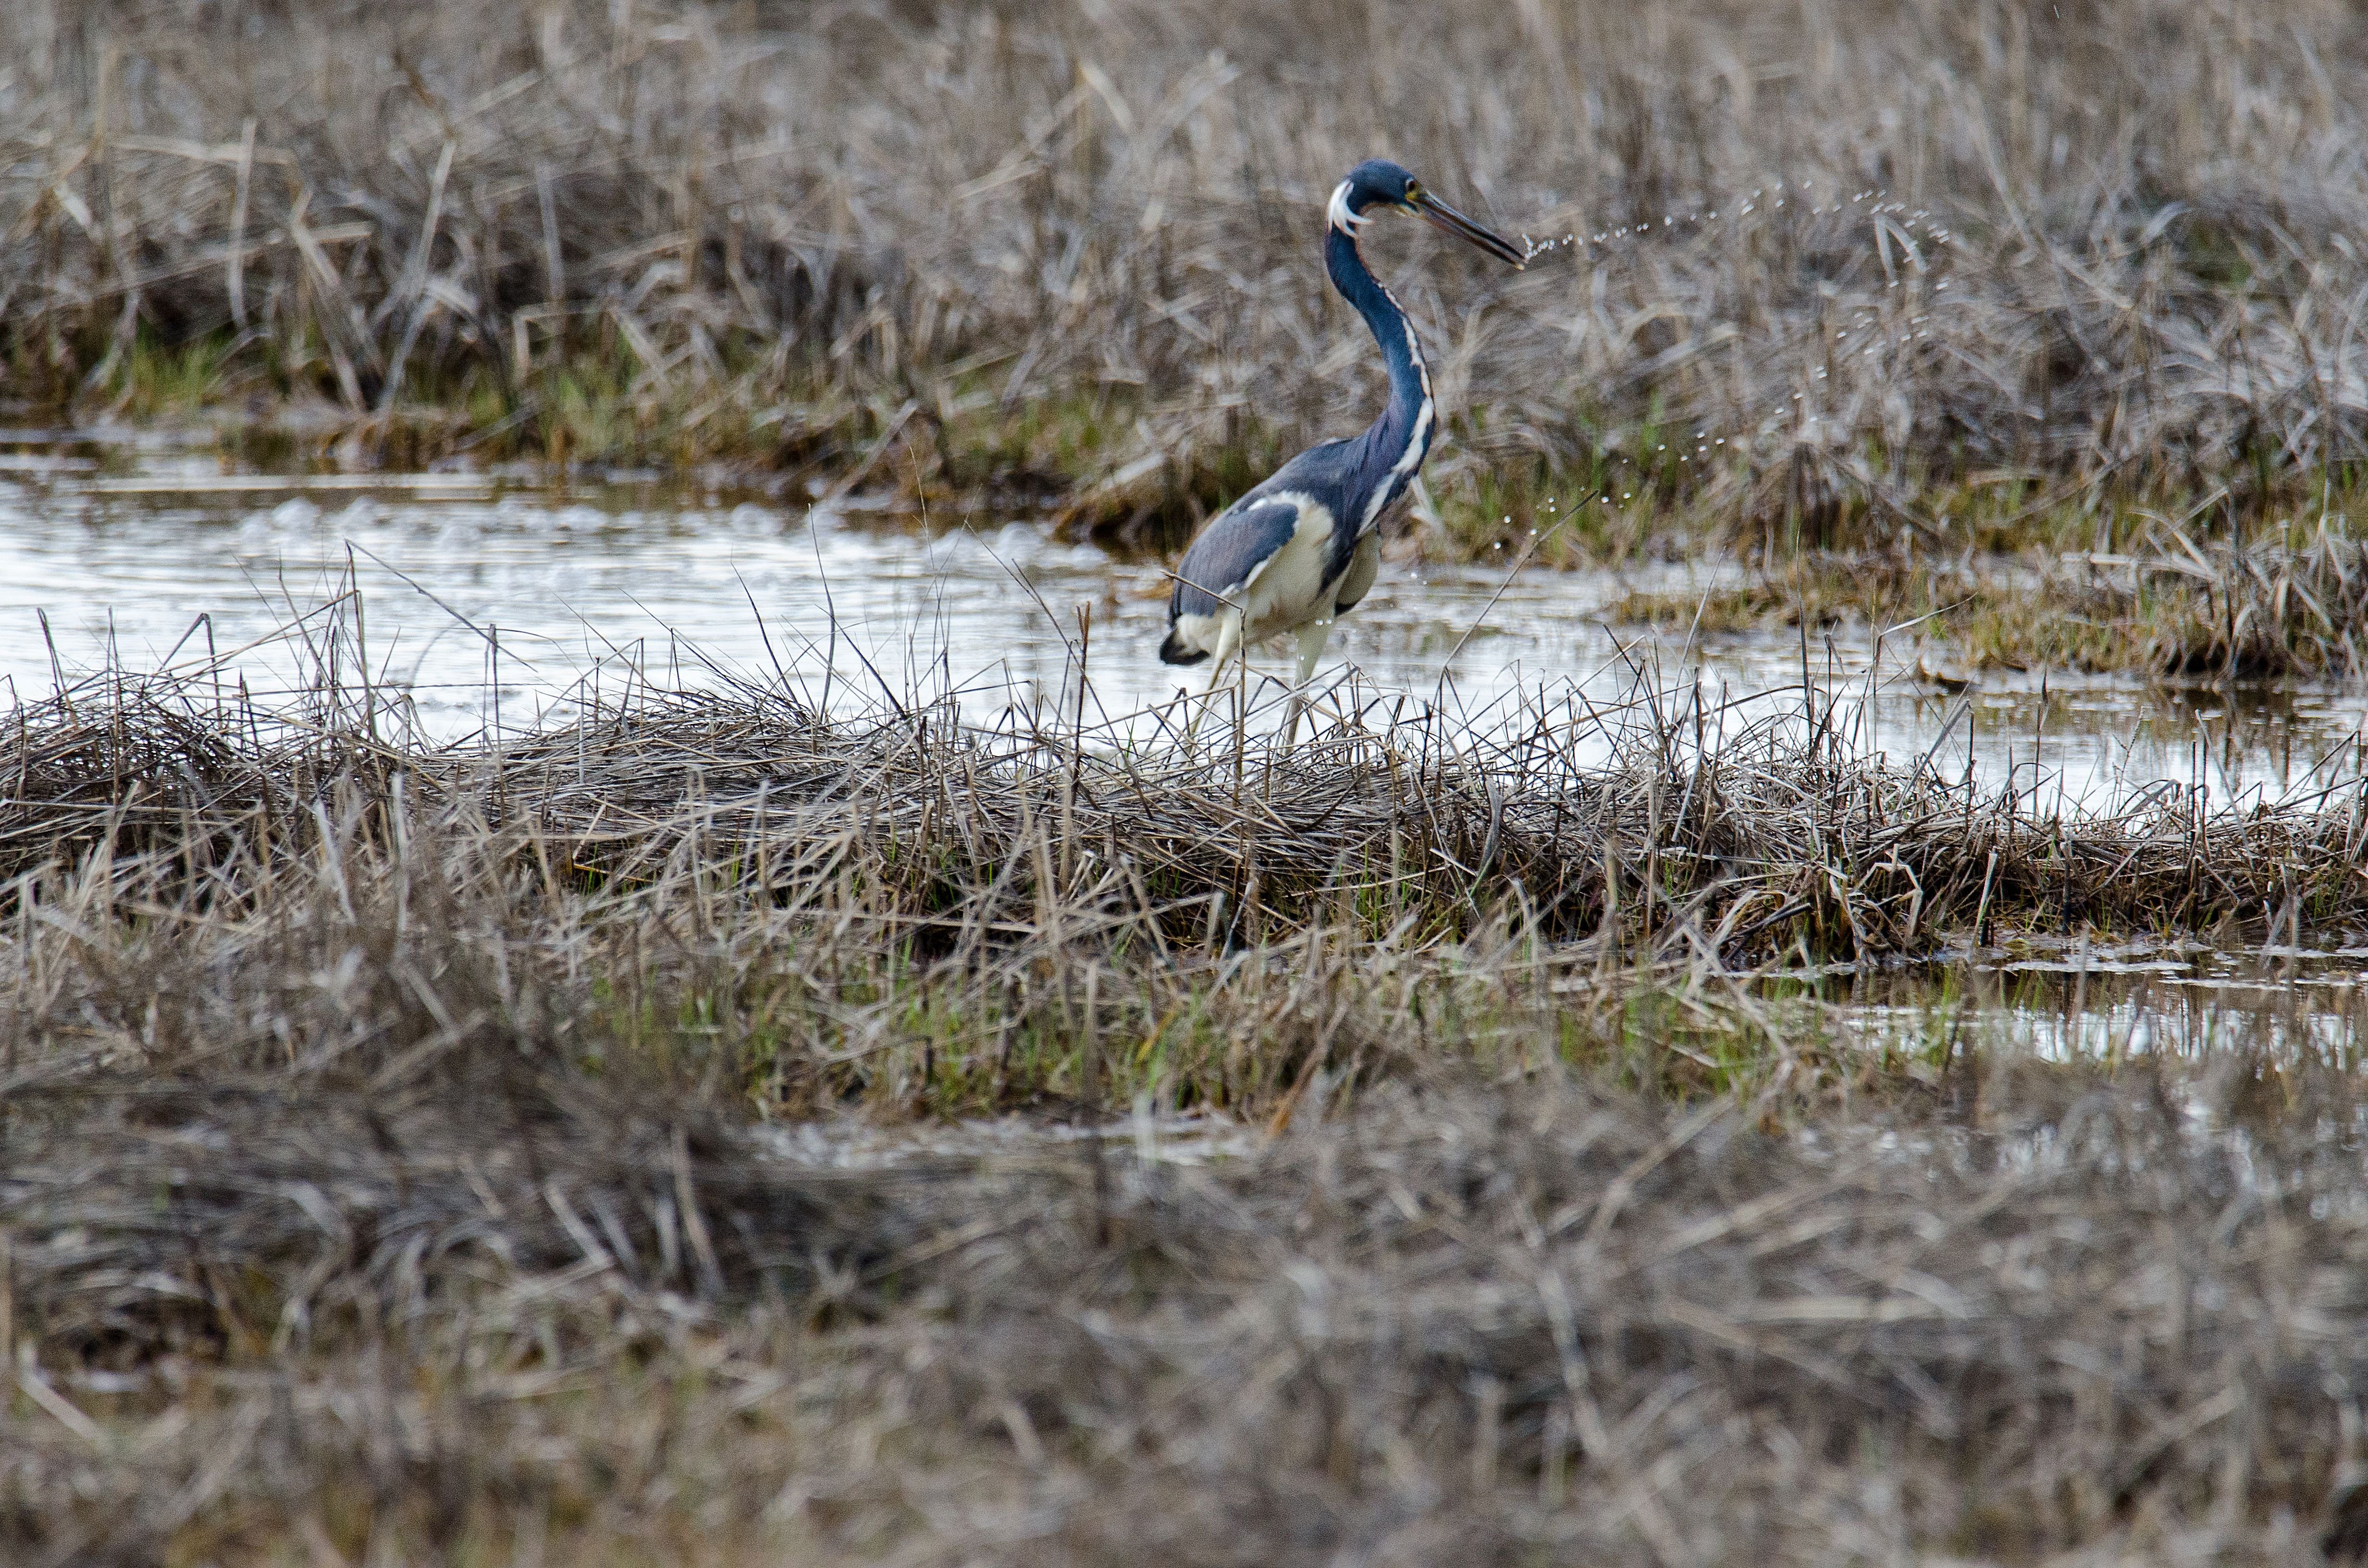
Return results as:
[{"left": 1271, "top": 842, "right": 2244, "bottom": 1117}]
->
[{"left": 1329, "top": 159, "right": 1527, "bottom": 269}]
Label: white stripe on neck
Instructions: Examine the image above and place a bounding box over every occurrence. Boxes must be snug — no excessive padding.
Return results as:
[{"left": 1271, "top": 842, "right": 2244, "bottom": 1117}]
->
[
  {"left": 1362, "top": 283, "right": 1435, "bottom": 534},
  {"left": 1326, "top": 181, "right": 1366, "bottom": 233}
]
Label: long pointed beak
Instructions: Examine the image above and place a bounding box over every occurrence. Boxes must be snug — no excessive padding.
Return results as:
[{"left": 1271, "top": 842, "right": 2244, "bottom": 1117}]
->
[{"left": 1411, "top": 192, "right": 1527, "bottom": 269}]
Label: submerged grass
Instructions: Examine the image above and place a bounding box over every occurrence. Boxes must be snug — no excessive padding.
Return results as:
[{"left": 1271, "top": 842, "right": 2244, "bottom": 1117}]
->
[
  {"left": 1613, "top": 504, "right": 2368, "bottom": 679},
  {"left": 6, "top": 654, "right": 2368, "bottom": 1558}
]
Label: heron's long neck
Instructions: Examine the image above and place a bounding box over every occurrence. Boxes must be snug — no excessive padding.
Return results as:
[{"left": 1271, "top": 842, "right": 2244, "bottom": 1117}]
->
[{"left": 1325, "top": 225, "right": 1435, "bottom": 497}]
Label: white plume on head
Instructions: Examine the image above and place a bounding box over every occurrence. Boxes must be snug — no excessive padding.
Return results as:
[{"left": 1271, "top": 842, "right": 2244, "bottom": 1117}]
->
[{"left": 1326, "top": 181, "right": 1367, "bottom": 233}]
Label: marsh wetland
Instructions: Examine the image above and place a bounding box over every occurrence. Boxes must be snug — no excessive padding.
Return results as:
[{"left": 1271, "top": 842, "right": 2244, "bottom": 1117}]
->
[{"left": 16, "top": 0, "right": 2368, "bottom": 1559}]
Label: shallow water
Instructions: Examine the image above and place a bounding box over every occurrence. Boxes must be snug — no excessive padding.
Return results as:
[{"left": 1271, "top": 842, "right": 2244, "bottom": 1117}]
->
[
  {"left": 3, "top": 429, "right": 2365, "bottom": 1081},
  {"left": 1796, "top": 938, "right": 2368, "bottom": 1064},
  {"left": 4, "top": 430, "right": 2364, "bottom": 815}
]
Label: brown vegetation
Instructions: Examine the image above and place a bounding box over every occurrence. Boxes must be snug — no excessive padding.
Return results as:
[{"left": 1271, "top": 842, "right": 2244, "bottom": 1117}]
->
[
  {"left": 8, "top": 651, "right": 2368, "bottom": 1021},
  {"left": 9, "top": 0, "right": 2368, "bottom": 544},
  {"left": 5, "top": 661, "right": 2368, "bottom": 1561},
  {"left": 12, "top": 1057, "right": 2368, "bottom": 1565}
]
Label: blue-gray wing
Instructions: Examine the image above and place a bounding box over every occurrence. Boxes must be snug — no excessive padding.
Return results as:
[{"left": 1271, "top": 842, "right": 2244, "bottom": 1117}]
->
[{"left": 1168, "top": 498, "right": 1301, "bottom": 621}]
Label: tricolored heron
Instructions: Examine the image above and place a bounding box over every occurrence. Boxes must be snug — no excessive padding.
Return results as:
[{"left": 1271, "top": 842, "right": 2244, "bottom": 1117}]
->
[{"left": 1159, "top": 159, "right": 1524, "bottom": 735}]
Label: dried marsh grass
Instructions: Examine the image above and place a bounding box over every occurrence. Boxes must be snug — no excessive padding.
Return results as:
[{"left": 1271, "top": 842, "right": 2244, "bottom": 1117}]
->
[
  {"left": 9, "top": 0, "right": 2368, "bottom": 533},
  {"left": 10, "top": 1035, "right": 2368, "bottom": 1561},
  {"left": 5, "top": 662, "right": 2368, "bottom": 1559},
  {"left": 2, "top": 650, "right": 2366, "bottom": 1114}
]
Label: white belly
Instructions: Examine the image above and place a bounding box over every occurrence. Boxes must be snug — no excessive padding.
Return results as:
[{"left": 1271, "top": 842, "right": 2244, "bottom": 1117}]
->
[
  {"left": 1164, "top": 493, "right": 1375, "bottom": 671},
  {"left": 1236, "top": 499, "right": 1341, "bottom": 643}
]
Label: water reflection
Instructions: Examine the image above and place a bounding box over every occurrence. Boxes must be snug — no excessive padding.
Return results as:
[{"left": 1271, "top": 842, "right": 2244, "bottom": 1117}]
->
[{"left": 1814, "top": 943, "right": 2368, "bottom": 1065}]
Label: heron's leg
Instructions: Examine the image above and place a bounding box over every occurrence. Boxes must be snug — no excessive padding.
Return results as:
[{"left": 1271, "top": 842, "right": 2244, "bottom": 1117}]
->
[
  {"left": 1281, "top": 618, "right": 1331, "bottom": 749},
  {"left": 1182, "top": 612, "right": 1242, "bottom": 746},
  {"left": 1294, "top": 618, "right": 1332, "bottom": 686}
]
